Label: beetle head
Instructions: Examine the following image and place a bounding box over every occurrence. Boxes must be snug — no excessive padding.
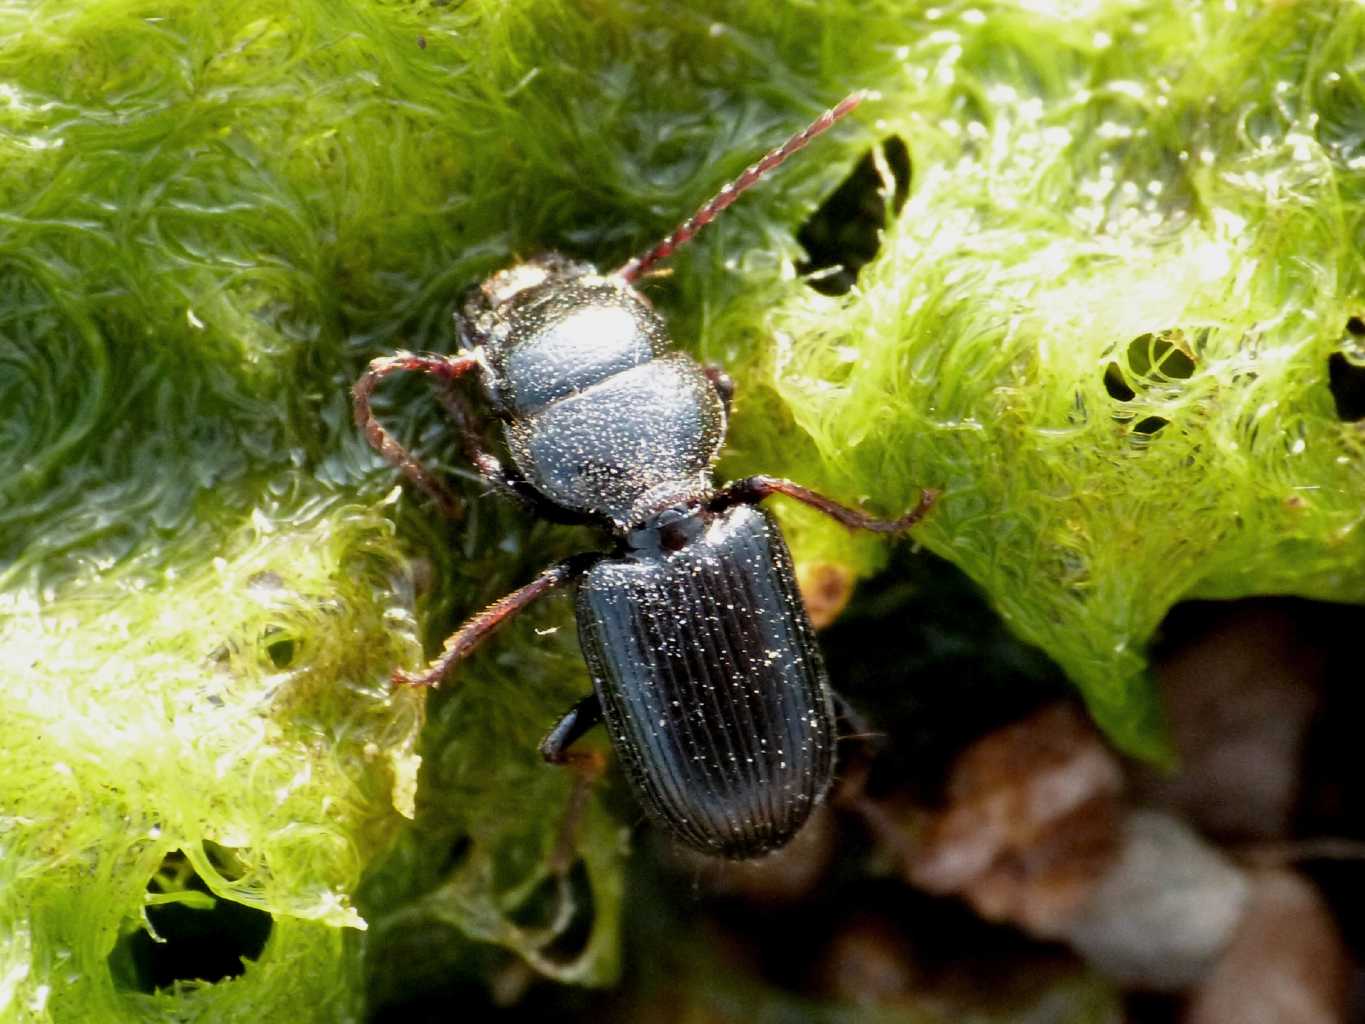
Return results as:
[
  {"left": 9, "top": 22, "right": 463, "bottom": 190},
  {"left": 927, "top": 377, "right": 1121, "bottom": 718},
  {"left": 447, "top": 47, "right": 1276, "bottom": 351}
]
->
[{"left": 471, "top": 252, "right": 595, "bottom": 313}]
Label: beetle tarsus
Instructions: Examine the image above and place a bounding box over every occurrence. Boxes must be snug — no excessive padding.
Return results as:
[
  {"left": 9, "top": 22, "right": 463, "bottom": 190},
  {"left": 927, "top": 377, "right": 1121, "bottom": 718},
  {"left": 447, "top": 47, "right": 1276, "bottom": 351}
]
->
[
  {"left": 430, "top": 377, "right": 510, "bottom": 486},
  {"left": 828, "top": 692, "right": 882, "bottom": 803},
  {"left": 710, "top": 475, "right": 938, "bottom": 534},
  {"left": 548, "top": 749, "right": 607, "bottom": 875},
  {"left": 537, "top": 698, "right": 610, "bottom": 875}
]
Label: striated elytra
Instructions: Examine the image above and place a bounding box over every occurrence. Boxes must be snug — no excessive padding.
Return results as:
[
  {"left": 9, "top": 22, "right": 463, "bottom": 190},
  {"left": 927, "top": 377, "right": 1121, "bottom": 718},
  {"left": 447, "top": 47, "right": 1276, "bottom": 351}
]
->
[{"left": 353, "top": 93, "right": 936, "bottom": 859}]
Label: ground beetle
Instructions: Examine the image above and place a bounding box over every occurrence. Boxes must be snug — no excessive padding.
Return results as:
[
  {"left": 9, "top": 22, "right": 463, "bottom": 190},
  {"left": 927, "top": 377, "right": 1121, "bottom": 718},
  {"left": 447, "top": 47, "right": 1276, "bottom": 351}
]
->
[{"left": 353, "top": 93, "right": 936, "bottom": 859}]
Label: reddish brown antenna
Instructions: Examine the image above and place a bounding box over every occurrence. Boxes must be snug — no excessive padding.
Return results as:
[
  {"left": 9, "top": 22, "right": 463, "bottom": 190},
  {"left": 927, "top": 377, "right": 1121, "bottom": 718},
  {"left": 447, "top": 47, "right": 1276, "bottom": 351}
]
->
[{"left": 614, "top": 90, "right": 867, "bottom": 284}]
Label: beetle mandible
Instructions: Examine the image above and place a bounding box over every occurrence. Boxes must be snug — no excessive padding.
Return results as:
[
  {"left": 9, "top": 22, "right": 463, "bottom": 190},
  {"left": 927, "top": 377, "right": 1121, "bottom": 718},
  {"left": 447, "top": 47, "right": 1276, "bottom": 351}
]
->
[{"left": 353, "top": 92, "right": 936, "bottom": 859}]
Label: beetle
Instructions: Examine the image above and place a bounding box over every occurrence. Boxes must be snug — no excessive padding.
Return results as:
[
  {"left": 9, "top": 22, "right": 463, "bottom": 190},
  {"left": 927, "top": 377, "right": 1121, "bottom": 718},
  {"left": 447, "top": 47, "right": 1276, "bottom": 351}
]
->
[{"left": 353, "top": 92, "right": 936, "bottom": 859}]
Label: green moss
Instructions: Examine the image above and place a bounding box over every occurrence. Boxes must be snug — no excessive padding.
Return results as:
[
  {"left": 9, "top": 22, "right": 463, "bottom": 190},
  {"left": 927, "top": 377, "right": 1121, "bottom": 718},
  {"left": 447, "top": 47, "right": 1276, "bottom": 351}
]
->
[
  {"left": 752, "top": 3, "right": 1365, "bottom": 754},
  {"left": 1, "top": 0, "right": 1363, "bottom": 1018},
  {"left": 0, "top": 506, "right": 422, "bottom": 1019}
]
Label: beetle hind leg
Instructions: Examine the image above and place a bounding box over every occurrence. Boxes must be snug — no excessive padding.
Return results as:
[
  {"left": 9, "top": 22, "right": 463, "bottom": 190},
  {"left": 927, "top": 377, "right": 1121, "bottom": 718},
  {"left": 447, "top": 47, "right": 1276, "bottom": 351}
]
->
[
  {"left": 540, "top": 694, "right": 604, "bottom": 765},
  {"left": 541, "top": 694, "right": 607, "bottom": 874}
]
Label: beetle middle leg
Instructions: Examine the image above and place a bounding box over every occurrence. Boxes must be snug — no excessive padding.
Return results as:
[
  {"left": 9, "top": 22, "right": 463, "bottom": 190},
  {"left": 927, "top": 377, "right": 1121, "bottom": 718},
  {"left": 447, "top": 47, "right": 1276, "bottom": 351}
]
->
[
  {"left": 710, "top": 475, "right": 938, "bottom": 533},
  {"left": 393, "top": 553, "right": 601, "bottom": 688},
  {"left": 352, "top": 351, "right": 480, "bottom": 516}
]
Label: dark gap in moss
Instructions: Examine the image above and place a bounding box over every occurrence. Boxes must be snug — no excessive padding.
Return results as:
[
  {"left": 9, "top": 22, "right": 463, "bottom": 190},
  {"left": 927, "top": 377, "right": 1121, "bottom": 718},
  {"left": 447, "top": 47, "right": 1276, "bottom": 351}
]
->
[
  {"left": 110, "top": 849, "right": 272, "bottom": 993},
  {"left": 1328, "top": 352, "right": 1365, "bottom": 421},
  {"left": 441, "top": 834, "right": 473, "bottom": 876},
  {"left": 366, "top": 933, "right": 521, "bottom": 1024},
  {"left": 264, "top": 630, "right": 295, "bottom": 669},
  {"left": 506, "top": 872, "right": 562, "bottom": 932},
  {"left": 203, "top": 840, "right": 249, "bottom": 880},
  {"left": 1127, "top": 332, "right": 1195, "bottom": 381},
  {"left": 1103, "top": 361, "right": 1136, "bottom": 401},
  {"left": 819, "top": 545, "right": 1072, "bottom": 807},
  {"left": 1345, "top": 316, "right": 1364, "bottom": 337},
  {"left": 797, "top": 136, "right": 911, "bottom": 296},
  {"left": 1131, "top": 416, "right": 1169, "bottom": 435}
]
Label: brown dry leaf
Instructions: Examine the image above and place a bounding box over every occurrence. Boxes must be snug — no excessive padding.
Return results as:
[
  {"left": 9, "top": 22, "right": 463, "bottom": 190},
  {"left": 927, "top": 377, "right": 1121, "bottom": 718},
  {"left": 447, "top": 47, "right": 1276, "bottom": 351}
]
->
[
  {"left": 815, "top": 914, "right": 921, "bottom": 1007},
  {"left": 906, "top": 703, "right": 1124, "bottom": 936}
]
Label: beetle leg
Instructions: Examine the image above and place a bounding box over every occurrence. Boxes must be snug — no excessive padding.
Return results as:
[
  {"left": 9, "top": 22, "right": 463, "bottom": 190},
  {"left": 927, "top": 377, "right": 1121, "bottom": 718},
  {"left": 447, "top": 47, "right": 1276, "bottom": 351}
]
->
[
  {"left": 541, "top": 696, "right": 606, "bottom": 874},
  {"left": 710, "top": 475, "right": 938, "bottom": 533},
  {"left": 429, "top": 379, "right": 520, "bottom": 499},
  {"left": 832, "top": 692, "right": 876, "bottom": 741},
  {"left": 541, "top": 696, "right": 607, "bottom": 873},
  {"left": 539, "top": 694, "right": 604, "bottom": 764},
  {"left": 392, "top": 553, "right": 601, "bottom": 689},
  {"left": 353, "top": 351, "right": 480, "bottom": 517}
]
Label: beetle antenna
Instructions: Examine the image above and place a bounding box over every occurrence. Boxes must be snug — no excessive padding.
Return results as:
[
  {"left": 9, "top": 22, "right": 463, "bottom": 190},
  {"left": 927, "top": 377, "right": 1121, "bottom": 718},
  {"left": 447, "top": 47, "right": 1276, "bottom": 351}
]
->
[{"left": 614, "top": 90, "right": 867, "bottom": 284}]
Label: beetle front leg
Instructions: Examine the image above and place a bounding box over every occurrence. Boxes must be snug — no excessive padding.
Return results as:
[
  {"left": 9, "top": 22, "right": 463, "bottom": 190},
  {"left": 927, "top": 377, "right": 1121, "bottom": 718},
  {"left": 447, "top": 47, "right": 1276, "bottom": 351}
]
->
[
  {"left": 352, "top": 351, "right": 481, "bottom": 517},
  {"left": 710, "top": 475, "right": 938, "bottom": 533},
  {"left": 430, "top": 379, "right": 522, "bottom": 501},
  {"left": 393, "top": 553, "right": 600, "bottom": 688}
]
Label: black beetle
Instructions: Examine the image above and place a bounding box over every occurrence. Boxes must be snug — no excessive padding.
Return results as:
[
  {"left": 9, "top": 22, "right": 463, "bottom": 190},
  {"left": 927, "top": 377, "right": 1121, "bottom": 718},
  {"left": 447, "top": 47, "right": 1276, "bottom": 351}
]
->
[{"left": 353, "top": 93, "right": 936, "bottom": 859}]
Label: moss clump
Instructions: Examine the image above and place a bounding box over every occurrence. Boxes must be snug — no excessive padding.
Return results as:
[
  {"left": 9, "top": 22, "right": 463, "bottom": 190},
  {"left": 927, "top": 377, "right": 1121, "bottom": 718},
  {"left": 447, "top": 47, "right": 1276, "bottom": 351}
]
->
[
  {"left": 1, "top": 0, "right": 1362, "bottom": 1019},
  {"left": 742, "top": 4, "right": 1365, "bottom": 756},
  {"left": 0, "top": 506, "right": 422, "bottom": 1019}
]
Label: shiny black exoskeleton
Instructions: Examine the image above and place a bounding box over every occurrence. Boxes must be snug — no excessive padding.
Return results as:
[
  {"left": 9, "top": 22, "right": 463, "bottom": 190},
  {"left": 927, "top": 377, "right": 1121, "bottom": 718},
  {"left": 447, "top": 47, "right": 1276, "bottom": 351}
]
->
[{"left": 354, "top": 93, "right": 936, "bottom": 858}]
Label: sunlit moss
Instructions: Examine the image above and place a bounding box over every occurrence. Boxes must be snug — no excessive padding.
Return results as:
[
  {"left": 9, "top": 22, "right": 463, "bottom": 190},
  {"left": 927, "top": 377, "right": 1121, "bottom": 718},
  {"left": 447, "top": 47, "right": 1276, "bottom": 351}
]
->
[
  {"left": 741, "top": 2, "right": 1365, "bottom": 755},
  {"left": 0, "top": 502, "right": 422, "bottom": 1019}
]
